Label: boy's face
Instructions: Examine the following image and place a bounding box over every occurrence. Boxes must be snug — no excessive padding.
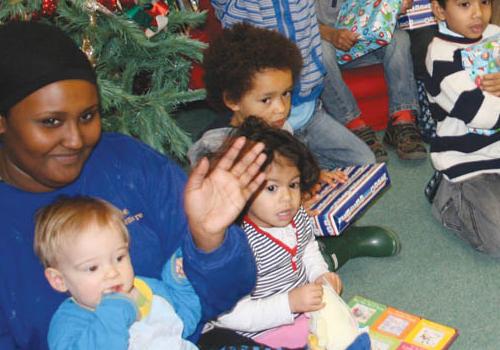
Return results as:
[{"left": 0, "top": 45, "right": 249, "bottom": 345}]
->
[
  {"left": 225, "top": 68, "right": 293, "bottom": 128},
  {"left": 432, "top": 0, "right": 492, "bottom": 39},
  {"left": 247, "top": 155, "right": 302, "bottom": 228},
  {"left": 45, "top": 223, "right": 134, "bottom": 309}
]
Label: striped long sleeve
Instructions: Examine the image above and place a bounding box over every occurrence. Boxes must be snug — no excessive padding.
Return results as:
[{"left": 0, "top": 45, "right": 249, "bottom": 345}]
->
[{"left": 424, "top": 25, "right": 500, "bottom": 181}]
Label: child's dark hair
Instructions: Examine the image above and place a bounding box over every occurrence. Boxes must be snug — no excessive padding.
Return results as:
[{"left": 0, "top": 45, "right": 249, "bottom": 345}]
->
[
  {"left": 203, "top": 22, "right": 303, "bottom": 112},
  {"left": 435, "top": 0, "right": 446, "bottom": 8},
  {"left": 212, "top": 117, "right": 320, "bottom": 193}
]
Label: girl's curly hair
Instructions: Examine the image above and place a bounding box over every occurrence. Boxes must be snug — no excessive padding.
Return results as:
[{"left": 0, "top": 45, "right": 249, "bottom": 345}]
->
[{"left": 210, "top": 116, "right": 320, "bottom": 193}]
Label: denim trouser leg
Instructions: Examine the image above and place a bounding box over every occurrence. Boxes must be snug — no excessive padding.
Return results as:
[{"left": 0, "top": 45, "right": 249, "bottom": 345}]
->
[
  {"left": 295, "top": 104, "right": 376, "bottom": 169},
  {"left": 320, "top": 39, "right": 361, "bottom": 124},
  {"left": 320, "top": 29, "right": 419, "bottom": 124},
  {"left": 432, "top": 174, "right": 500, "bottom": 257}
]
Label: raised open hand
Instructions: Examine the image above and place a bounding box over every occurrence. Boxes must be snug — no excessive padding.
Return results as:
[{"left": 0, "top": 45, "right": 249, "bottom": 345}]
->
[{"left": 184, "top": 137, "right": 267, "bottom": 251}]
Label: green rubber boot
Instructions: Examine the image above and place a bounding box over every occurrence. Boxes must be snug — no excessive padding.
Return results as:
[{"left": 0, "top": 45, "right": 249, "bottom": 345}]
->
[{"left": 316, "top": 225, "right": 401, "bottom": 271}]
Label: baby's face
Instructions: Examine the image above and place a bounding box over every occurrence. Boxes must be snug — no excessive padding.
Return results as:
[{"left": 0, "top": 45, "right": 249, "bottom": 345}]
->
[
  {"left": 53, "top": 223, "right": 134, "bottom": 309},
  {"left": 227, "top": 68, "right": 294, "bottom": 128},
  {"left": 433, "top": 0, "right": 491, "bottom": 39},
  {"left": 247, "top": 155, "right": 302, "bottom": 228}
]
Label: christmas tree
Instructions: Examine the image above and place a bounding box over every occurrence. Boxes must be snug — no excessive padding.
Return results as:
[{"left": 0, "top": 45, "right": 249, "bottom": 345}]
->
[{"left": 0, "top": 0, "right": 207, "bottom": 160}]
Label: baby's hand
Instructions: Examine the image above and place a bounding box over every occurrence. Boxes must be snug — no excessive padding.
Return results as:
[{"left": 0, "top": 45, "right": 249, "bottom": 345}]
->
[
  {"left": 288, "top": 283, "right": 324, "bottom": 313},
  {"left": 125, "top": 287, "right": 141, "bottom": 321},
  {"left": 480, "top": 72, "right": 500, "bottom": 97},
  {"left": 316, "top": 272, "right": 343, "bottom": 295},
  {"left": 126, "top": 286, "right": 140, "bottom": 302}
]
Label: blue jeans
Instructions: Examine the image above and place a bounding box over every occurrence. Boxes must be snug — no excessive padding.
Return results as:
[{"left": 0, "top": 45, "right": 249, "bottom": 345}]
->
[
  {"left": 320, "top": 29, "right": 419, "bottom": 125},
  {"left": 432, "top": 174, "right": 500, "bottom": 257},
  {"left": 295, "top": 103, "right": 375, "bottom": 169}
]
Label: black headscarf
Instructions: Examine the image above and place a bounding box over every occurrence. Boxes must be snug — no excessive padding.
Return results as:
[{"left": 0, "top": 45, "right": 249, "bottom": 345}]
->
[{"left": 0, "top": 21, "right": 97, "bottom": 113}]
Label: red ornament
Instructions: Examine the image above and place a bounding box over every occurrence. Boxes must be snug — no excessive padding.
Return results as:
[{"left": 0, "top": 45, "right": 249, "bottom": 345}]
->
[
  {"left": 41, "top": 0, "right": 58, "bottom": 17},
  {"left": 98, "top": 0, "right": 119, "bottom": 12},
  {"left": 120, "top": 0, "right": 137, "bottom": 9}
]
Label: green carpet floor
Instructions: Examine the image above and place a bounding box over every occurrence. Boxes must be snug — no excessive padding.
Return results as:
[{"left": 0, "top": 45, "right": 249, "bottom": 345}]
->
[{"left": 176, "top": 107, "right": 500, "bottom": 349}]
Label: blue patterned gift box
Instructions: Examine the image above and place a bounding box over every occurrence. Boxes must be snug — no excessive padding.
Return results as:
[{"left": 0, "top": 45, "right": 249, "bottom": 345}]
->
[
  {"left": 461, "top": 33, "right": 500, "bottom": 86},
  {"left": 335, "top": 0, "right": 402, "bottom": 64}
]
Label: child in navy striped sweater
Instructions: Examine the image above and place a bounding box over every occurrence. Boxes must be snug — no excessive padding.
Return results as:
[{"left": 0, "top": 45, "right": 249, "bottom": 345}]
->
[{"left": 425, "top": 0, "right": 500, "bottom": 255}]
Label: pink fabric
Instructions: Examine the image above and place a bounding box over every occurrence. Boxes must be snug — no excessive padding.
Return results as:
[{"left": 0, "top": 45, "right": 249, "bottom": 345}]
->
[{"left": 253, "top": 314, "right": 309, "bottom": 348}]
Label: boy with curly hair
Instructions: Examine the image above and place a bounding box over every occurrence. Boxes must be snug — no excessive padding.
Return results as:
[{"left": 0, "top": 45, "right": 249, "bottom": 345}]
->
[
  {"left": 188, "top": 22, "right": 375, "bottom": 170},
  {"left": 189, "top": 22, "right": 400, "bottom": 277}
]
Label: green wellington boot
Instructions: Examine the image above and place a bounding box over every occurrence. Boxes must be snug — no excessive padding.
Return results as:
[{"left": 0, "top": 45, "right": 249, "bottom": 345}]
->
[{"left": 316, "top": 225, "right": 401, "bottom": 271}]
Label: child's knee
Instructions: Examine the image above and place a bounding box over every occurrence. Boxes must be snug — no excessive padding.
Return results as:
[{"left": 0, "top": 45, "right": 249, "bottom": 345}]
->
[{"left": 391, "top": 29, "right": 411, "bottom": 51}]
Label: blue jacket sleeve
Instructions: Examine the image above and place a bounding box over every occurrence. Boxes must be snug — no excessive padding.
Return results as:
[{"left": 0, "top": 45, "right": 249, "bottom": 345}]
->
[
  {"left": 48, "top": 295, "right": 137, "bottom": 350},
  {"left": 0, "top": 308, "right": 15, "bottom": 350},
  {"left": 182, "top": 225, "right": 257, "bottom": 322},
  {"left": 117, "top": 134, "right": 257, "bottom": 337}
]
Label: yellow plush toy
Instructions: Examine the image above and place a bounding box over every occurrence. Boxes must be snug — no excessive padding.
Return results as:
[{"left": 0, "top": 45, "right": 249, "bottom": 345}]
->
[{"left": 308, "top": 282, "right": 370, "bottom": 350}]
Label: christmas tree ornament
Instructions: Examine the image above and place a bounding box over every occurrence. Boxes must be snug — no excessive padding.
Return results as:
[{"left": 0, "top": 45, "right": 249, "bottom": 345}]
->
[
  {"left": 81, "top": 12, "right": 98, "bottom": 66},
  {"left": 41, "top": 0, "right": 58, "bottom": 17},
  {"left": 97, "top": 0, "right": 118, "bottom": 12},
  {"left": 126, "top": 0, "right": 170, "bottom": 38}
]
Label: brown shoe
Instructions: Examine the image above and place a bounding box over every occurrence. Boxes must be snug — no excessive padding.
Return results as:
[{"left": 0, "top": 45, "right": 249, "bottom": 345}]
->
[
  {"left": 384, "top": 121, "right": 427, "bottom": 160},
  {"left": 352, "top": 126, "right": 388, "bottom": 162}
]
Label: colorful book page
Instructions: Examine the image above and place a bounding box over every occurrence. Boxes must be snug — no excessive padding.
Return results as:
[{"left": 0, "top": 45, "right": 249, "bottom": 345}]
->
[
  {"left": 371, "top": 307, "right": 421, "bottom": 340},
  {"left": 397, "top": 342, "right": 426, "bottom": 349},
  {"left": 348, "top": 295, "right": 387, "bottom": 328},
  {"left": 371, "top": 331, "right": 402, "bottom": 350},
  {"left": 404, "top": 319, "right": 457, "bottom": 350}
]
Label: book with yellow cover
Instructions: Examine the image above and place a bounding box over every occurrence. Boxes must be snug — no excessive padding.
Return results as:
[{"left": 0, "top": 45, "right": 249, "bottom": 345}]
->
[
  {"left": 347, "top": 296, "right": 458, "bottom": 350},
  {"left": 403, "top": 319, "right": 458, "bottom": 350}
]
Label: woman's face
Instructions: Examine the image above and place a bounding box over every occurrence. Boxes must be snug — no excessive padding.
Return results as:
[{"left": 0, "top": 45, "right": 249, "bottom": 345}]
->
[{"left": 0, "top": 80, "right": 101, "bottom": 192}]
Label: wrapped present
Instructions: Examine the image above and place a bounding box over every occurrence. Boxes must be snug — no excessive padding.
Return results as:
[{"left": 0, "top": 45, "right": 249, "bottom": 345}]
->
[
  {"left": 461, "top": 33, "right": 500, "bottom": 86},
  {"left": 398, "top": 0, "right": 436, "bottom": 30},
  {"left": 310, "top": 163, "right": 390, "bottom": 236},
  {"left": 336, "top": 0, "right": 402, "bottom": 64}
]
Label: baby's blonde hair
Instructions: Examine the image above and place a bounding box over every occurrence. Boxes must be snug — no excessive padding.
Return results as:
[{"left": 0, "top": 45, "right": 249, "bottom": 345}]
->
[{"left": 34, "top": 196, "right": 129, "bottom": 268}]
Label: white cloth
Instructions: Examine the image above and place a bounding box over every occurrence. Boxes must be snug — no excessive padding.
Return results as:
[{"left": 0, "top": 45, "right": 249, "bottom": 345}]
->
[{"left": 128, "top": 295, "right": 198, "bottom": 350}]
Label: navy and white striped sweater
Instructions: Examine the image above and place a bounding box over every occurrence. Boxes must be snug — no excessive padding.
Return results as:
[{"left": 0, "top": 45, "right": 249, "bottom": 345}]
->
[{"left": 424, "top": 24, "right": 500, "bottom": 182}]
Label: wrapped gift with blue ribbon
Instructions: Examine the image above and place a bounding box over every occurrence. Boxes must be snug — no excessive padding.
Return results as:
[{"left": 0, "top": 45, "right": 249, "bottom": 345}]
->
[{"left": 335, "top": 0, "right": 402, "bottom": 64}]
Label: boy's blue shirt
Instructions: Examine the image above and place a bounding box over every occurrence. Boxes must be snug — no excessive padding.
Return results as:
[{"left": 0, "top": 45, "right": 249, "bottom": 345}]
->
[{"left": 0, "top": 132, "right": 257, "bottom": 349}]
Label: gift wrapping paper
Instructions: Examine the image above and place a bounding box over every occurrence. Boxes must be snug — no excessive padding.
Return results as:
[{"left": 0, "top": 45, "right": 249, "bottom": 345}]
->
[
  {"left": 311, "top": 163, "right": 390, "bottom": 236},
  {"left": 336, "top": 0, "right": 401, "bottom": 64},
  {"left": 461, "top": 33, "right": 500, "bottom": 86}
]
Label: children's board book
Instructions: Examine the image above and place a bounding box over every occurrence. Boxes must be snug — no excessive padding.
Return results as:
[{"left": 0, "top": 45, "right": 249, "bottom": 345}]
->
[{"left": 348, "top": 296, "right": 459, "bottom": 350}]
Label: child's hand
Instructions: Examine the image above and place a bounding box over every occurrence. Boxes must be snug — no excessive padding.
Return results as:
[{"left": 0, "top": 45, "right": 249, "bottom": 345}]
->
[
  {"left": 331, "top": 29, "right": 359, "bottom": 51},
  {"left": 319, "top": 170, "right": 348, "bottom": 187},
  {"left": 288, "top": 283, "right": 324, "bottom": 313},
  {"left": 303, "top": 170, "right": 348, "bottom": 216},
  {"left": 400, "top": 0, "right": 413, "bottom": 14},
  {"left": 316, "top": 272, "right": 343, "bottom": 295},
  {"left": 319, "top": 24, "right": 358, "bottom": 51},
  {"left": 480, "top": 72, "right": 500, "bottom": 97},
  {"left": 125, "top": 287, "right": 141, "bottom": 321}
]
